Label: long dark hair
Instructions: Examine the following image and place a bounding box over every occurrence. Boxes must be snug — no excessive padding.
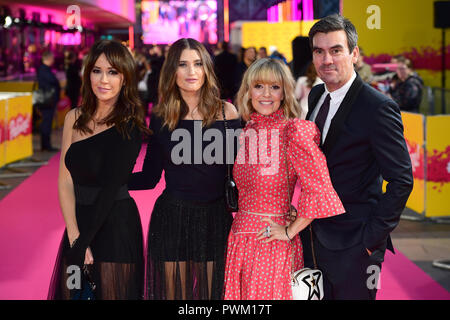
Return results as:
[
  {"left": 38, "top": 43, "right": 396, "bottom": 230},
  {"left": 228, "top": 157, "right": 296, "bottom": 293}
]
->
[
  {"left": 74, "top": 40, "right": 150, "bottom": 138},
  {"left": 153, "top": 38, "right": 222, "bottom": 131}
]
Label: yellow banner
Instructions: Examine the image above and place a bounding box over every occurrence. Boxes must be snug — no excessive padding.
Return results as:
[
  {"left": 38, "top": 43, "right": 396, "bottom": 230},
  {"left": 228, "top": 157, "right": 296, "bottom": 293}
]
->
[
  {"left": 401, "top": 112, "right": 425, "bottom": 214},
  {"left": 5, "top": 95, "right": 33, "bottom": 164},
  {"left": 426, "top": 115, "right": 450, "bottom": 217},
  {"left": 343, "top": 0, "right": 450, "bottom": 89},
  {"left": 0, "top": 99, "right": 6, "bottom": 168},
  {"left": 0, "top": 82, "right": 34, "bottom": 92}
]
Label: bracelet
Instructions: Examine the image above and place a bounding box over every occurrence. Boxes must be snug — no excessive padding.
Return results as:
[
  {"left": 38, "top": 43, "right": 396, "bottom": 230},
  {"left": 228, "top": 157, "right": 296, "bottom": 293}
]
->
[{"left": 285, "top": 227, "right": 292, "bottom": 241}]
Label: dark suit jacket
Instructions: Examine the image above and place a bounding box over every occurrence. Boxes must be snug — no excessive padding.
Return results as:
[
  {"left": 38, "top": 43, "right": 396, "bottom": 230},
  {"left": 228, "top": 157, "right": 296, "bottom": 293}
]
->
[
  {"left": 37, "top": 64, "right": 61, "bottom": 107},
  {"left": 233, "top": 62, "right": 248, "bottom": 99},
  {"left": 65, "top": 61, "right": 81, "bottom": 103},
  {"left": 214, "top": 50, "right": 238, "bottom": 100},
  {"left": 306, "top": 74, "right": 413, "bottom": 255}
]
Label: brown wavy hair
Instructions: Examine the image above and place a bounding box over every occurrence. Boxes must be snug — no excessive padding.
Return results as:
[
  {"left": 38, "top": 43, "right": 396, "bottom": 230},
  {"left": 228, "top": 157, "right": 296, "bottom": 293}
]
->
[
  {"left": 153, "top": 38, "right": 222, "bottom": 131},
  {"left": 74, "top": 40, "right": 150, "bottom": 138}
]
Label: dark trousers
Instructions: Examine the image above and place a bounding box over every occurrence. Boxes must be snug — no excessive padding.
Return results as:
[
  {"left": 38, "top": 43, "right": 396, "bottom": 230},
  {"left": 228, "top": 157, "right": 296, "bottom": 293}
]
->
[
  {"left": 301, "top": 227, "right": 382, "bottom": 300},
  {"left": 40, "top": 107, "right": 56, "bottom": 149}
]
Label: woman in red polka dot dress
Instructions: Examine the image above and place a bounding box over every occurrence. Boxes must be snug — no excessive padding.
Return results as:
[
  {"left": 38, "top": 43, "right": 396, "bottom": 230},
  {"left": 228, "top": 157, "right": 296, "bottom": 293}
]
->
[{"left": 223, "top": 58, "right": 345, "bottom": 300}]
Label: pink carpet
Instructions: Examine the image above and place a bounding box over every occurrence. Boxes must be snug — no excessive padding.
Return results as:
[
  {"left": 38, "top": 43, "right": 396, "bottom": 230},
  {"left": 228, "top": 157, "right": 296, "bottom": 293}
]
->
[{"left": 0, "top": 146, "right": 448, "bottom": 300}]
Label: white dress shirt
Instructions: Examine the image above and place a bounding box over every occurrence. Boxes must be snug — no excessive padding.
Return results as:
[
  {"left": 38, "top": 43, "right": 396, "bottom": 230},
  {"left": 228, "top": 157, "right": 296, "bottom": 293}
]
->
[{"left": 310, "top": 71, "right": 357, "bottom": 144}]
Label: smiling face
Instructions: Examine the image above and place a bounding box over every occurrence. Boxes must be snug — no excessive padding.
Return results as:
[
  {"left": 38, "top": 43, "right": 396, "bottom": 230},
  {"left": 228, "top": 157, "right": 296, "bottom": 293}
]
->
[
  {"left": 250, "top": 81, "right": 284, "bottom": 116},
  {"left": 176, "top": 49, "right": 205, "bottom": 95},
  {"left": 312, "top": 30, "right": 358, "bottom": 92},
  {"left": 90, "top": 53, "right": 124, "bottom": 105}
]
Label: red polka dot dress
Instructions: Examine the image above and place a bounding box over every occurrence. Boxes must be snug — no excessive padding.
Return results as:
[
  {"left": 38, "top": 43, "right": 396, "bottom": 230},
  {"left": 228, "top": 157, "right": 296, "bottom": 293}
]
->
[{"left": 223, "top": 109, "right": 345, "bottom": 300}]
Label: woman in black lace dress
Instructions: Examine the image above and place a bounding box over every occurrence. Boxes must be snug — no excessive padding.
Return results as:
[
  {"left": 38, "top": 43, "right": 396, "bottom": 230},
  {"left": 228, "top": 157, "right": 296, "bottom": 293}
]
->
[
  {"left": 128, "top": 38, "right": 241, "bottom": 300},
  {"left": 48, "top": 40, "right": 150, "bottom": 300}
]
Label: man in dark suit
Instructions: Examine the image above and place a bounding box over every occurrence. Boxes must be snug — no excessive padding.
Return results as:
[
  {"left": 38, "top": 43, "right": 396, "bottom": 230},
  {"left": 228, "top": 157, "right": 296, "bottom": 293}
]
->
[
  {"left": 37, "top": 51, "right": 60, "bottom": 151},
  {"left": 300, "top": 14, "right": 413, "bottom": 300}
]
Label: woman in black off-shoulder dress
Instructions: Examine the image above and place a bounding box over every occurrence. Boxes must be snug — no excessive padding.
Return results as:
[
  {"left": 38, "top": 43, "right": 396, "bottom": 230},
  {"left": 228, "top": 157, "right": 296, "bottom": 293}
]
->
[{"left": 47, "top": 40, "right": 150, "bottom": 300}]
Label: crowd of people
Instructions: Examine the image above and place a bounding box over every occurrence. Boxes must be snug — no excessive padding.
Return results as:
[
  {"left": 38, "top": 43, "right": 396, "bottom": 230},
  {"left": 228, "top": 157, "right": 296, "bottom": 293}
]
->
[
  {"left": 32, "top": 30, "right": 425, "bottom": 155},
  {"left": 44, "top": 14, "right": 415, "bottom": 301}
]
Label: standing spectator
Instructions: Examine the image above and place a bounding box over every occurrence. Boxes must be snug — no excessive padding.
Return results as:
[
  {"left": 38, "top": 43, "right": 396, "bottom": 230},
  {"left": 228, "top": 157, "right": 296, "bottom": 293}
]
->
[
  {"left": 64, "top": 51, "right": 82, "bottom": 109},
  {"left": 136, "top": 53, "right": 152, "bottom": 115},
  {"left": 233, "top": 46, "right": 256, "bottom": 99},
  {"left": 37, "top": 51, "right": 61, "bottom": 151},
  {"left": 371, "top": 55, "right": 401, "bottom": 84},
  {"left": 257, "top": 47, "right": 268, "bottom": 59},
  {"left": 389, "top": 56, "right": 423, "bottom": 113},
  {"left": 146, "top": 59, "right": 159, "bottom": 110},
  {"left": 149, "top": 45, "right": 165, "bottom": 74},
  {"left": 148, "top": 45, "right": 165, "bottom": 106},
  {"left": 354, "top": 48, "right": 372, "bottom": 83},
  {"left": 214, "top": 41, "right": 238, "bottom": 101},
  {"left": 54, "top": 45, "right": 65, "bottom": 71},
  {"left": 295, "top": 62, "right": 323, "bottom": 119}
]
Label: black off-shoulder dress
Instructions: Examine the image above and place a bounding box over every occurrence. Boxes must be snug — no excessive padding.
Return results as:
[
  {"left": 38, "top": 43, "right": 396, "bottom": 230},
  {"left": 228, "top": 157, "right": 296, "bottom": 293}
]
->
[{"left": 48, "top": 124, "right": 144, "bottom": 300}]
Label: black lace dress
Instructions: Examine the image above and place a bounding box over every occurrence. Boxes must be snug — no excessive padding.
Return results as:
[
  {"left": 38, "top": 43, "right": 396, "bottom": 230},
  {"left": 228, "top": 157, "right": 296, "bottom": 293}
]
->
[{"left": 48, "top": 124, "right": 144, "bottom": 300}]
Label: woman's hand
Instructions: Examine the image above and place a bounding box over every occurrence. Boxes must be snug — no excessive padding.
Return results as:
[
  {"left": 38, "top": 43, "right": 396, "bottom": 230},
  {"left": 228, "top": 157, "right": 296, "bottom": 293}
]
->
[
  {"left": 84, "top": 247, "right": 94, "bottom": 265},
  {"left": 256, "top": 218, "right": 291, "bottom": 243}
]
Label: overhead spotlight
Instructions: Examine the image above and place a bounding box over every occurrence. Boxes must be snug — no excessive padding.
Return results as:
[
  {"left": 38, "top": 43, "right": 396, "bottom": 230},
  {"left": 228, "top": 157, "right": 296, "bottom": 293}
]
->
[{"left": 4, "top": 16, "right": 12, "bottom": 28}]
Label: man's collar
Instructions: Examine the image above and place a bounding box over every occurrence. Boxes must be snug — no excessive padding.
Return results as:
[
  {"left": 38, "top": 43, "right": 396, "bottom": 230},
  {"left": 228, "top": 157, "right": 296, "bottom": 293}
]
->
[{"left": 324, "top": 71, "right": 357, "bottom": 101}]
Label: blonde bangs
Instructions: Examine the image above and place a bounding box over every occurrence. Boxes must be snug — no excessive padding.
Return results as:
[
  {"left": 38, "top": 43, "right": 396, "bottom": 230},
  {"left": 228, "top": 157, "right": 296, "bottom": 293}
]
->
[
  {"left": 250, "top": 63, "right": 284, "bottom": 87},
  {"left": 237, "top": 58, "right": 300, "bottom": 121}
]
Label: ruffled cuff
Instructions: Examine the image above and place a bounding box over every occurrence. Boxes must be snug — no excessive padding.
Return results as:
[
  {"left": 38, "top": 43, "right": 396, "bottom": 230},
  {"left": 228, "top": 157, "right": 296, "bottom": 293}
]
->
[{"left": 297, "top": 190, "right": 345, "bottom": 219}]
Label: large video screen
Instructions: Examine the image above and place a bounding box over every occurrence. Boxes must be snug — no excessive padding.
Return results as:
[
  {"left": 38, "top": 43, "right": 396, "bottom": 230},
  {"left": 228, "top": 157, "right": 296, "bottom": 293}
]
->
[{"left": 141, "top": 0, "right": 217, "bottom": 45}]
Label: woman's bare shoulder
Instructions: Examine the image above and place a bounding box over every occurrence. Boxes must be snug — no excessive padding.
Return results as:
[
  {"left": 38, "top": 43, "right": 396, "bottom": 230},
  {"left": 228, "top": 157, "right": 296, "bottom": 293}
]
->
[
  {"left": 64, "top": 108, "right": 78, "bottom": 126},
  {"left": 223, "top": 101, "right": 239, "bottom": 120}
]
